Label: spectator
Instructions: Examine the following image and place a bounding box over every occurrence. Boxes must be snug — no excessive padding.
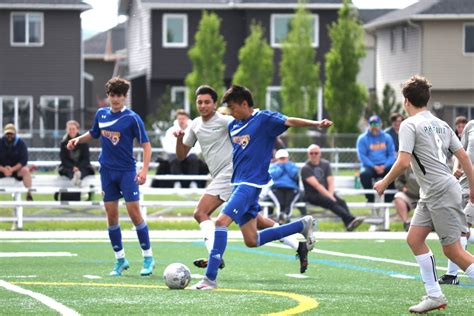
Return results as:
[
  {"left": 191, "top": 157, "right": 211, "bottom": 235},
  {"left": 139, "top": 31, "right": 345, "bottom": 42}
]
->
[
  {"left": 454, "top": 115, "right": 467, "bottom": 140},
  {"left": 162, "top": 109, "right": 201, "bottom": 188},
  {"left": 0, "top": 124, "right": 33, "bottom": 201},
  {"left": 385, "top": 113, "right": 404, "bottom": 152},
  {"left": 394, "top": 166, "right": 420, "bottom": 231},
  {"left": 301, "top": 144, "right": 364, "bottom": 231},
  {"left": 357, "top": 115, "right": 396, "bottom": 202},
  {"left": 268, "top": 149, "right": 305, "bottom": 223},
  {"left": 58, "top": 120, "right": 95, "bottom": 186}
]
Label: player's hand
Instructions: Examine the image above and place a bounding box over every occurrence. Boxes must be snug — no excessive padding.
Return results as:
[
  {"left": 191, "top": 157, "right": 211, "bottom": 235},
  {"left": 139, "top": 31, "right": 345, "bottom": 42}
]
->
[
  {"left": 317, "top": 119, "right": 333, "bottom": 128},
  {"left": 173, "top": 130, "right": 185, "bottom": 139},
  {"left": 453, "top": 168, "right": 463, "bottom": 179},
  {"left": 67, "top": 138, "right": 79, "bottom": 150},
  {"left": 373, "top": 179, "right": 386, "bottom": 196},
  {"left": 135, "top": 169, "right": 147, "bottom": 185}
]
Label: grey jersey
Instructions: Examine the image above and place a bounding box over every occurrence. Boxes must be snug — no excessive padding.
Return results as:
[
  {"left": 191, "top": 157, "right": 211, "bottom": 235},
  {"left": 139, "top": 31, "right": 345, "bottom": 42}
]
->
[
  {"left": 459, "top": 120, "right": 474, "bottom": 192},
  {"left": 399, "top": 111, "right": 462, "bottom": 200},
  {"left": 183, "top": 112, "right": 233, "bottom": 178}
]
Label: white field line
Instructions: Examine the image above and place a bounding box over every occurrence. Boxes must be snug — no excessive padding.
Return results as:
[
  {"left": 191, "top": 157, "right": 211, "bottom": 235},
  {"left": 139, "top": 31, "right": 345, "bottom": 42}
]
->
[
  {"left": 0, "top": 280, "right": 80, "bottom": 316},
  {"left": 285, "top": 274, "right": 308, "bottom": 279},
  {"left": 0, "top": 252, "right": 77, "bottom": 257}
]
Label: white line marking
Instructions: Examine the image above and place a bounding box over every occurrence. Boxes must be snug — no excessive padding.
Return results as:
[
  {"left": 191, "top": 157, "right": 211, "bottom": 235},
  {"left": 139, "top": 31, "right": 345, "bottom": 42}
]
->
[
  {"left": 0, "top": 280, "right": 80, "bottom": 316},
  {"left": 0, "top": 252, "right": 77, "bottom": 257},
  {"left": 190, "top": 273, "right": 204, "bottom": 279},
  {"left": 83, "top": 275, "right": 102, "bottom": 279},
  {"left": 390, "top": 274, "right": 415, "bottom": 279},
  {"left": 0, "top": 275, "right": 37, "bottom": 278},
  {"left": 285, "top": 274, "right": 308, "bottom": 279}
]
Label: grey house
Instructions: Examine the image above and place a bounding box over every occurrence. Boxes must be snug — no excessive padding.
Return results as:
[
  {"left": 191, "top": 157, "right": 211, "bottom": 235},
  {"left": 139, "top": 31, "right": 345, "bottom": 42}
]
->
[
  {"left": 118, "top": 0, "right": 345, "bottom": 121},
  {"left": 365, "top": 0, "right": 474, "bottom": 125},
  {"left": 0, "top": 0, "right": 90, "bottom": 142}
]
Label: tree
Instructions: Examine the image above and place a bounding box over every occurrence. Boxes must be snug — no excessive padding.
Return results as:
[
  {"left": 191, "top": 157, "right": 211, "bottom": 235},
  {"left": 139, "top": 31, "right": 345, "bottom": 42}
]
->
[
  {"left": 185, "top": 11, "right": 226, "bottom": 115},
  {"left": 365, "top": 84, "right": 403, "bottom": 127},
  {"left": 280, "top": 2, "right": 320, "bottom": 118},
  {"left": 324, "top": 0, "right": 367, "bottom": 133},
  {"left": 233, "top": 21, "right": 273, "bottom": 107}
]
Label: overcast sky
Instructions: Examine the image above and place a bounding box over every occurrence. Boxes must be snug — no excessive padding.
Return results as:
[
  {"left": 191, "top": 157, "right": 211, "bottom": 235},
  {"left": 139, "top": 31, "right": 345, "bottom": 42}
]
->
[{"left": 81, "top": 0, "right": 419, "bottom": 39}]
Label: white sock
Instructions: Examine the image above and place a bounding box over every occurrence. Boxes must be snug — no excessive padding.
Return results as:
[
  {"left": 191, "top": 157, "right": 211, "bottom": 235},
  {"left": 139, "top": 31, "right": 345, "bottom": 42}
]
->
[
  {"left": 142, "top": 248, "right": 153, "bottom": 257},
  {"left": 200, "top": 220, "right": 215, "bottom": 254},
  {"left": 446, "top": 236, "right": 467, "bottom": 275},
  {"left": 274, "top": 223, "right": 299, "bottom": 250},
  {"left": 468, "top": 229, "right": 474, "bottom": 243},
  {"left": 465, "top": 263, "right": 474, "bottom": 282},
  {"left": 415, "top": 251, "right": 443, "bottom": 298},
  {"left": 114, "top": 249, "right": 125, "bottom": 260}
]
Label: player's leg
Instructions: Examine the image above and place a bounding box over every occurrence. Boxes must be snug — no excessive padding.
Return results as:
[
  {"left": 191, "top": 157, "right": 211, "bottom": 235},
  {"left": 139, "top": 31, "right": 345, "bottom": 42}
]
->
[{"left": 439, "top": 236, "right": 467, "bottom": 285}]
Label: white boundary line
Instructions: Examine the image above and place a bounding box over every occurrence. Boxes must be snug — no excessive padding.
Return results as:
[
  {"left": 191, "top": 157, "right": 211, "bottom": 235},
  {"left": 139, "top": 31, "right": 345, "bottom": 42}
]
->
[{"left": 0, "top": 280, "right": 80, "bottom": 316}]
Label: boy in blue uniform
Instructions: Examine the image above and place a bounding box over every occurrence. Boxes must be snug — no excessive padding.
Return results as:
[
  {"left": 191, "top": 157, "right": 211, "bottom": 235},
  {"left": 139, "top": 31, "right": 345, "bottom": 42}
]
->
[
  {"left": 191, "top": 85, "right": 332, "bottom": 290},
  {"left": 67, "top": 77, "right": 154, "bottom": 276}
]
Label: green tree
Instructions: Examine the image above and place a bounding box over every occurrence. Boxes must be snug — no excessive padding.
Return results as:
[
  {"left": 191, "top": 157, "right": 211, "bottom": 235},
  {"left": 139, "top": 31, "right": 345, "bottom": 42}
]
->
[
  {"left": 365, "top": 84, "right": 403, "bottom": 127},
  {"left": 324, "top": 0, "right": 367, "bottom": 133},
  {"left": 185, "top": 11, "right": 226, "bottom": 115},
  {"left": 233, "top": 22, "right": 273, "bottom": 107},
  {"left": 280, "top": 2, "right": 320, "bottom": 118}
]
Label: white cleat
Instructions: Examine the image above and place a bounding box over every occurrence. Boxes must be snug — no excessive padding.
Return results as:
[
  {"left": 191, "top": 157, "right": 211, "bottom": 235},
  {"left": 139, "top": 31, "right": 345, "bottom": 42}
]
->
[
  {"left": 300, "top": 215, "right": 317, "bottom": 251},
  {"left": 190, "top": 277, "right": 217, "bottom": 290},
  {"left": 408, "top": 295, "right": 448, "bottom": 314}
]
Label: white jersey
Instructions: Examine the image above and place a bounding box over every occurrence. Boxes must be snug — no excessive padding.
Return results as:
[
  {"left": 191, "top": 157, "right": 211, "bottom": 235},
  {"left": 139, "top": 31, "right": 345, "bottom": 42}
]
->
[
  {"left": 459, "top": 120, "right": 474, "bottom": 192},
  {"left": 183, "top": 112, "right": 233, "bottom": 178},
  {"left": 399, "top": 110, "right": 462, "bottom": 200}
]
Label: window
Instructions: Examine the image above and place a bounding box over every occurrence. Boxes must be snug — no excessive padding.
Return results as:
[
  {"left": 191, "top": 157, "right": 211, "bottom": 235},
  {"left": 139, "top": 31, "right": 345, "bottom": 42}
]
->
[
  {"left": 0, "top": 96, "right": 33, "bottom": 136},
  {"left": 390, "top": 29, "right": 395, "bottom": 52},
  {"left": 265, "top": 87, "right": 283, "bottom": 112},
  {"left": 401, "top": 27, "right": 408, "bottom": 51},
  {"left": 163, "top": 14, "right": 187, "bottom": 47},
  {"left": 39, "top": 96, "right": 73, "bottom": 132},
  {"left": 171, "top": 87, "right": 190, "bottom": 113},
  {"left": 271, "top": 14, "right": 319, "bottom": 48},
  {"left": 11, "top": 12, "right": 43, "bottom": 46},
  {"left": 464, "top": 23, "right": 474, "bottom": 54}
]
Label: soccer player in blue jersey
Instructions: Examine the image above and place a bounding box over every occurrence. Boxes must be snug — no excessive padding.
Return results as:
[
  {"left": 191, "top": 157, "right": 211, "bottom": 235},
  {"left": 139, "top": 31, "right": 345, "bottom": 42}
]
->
[
  {"left": 191, "top": 85, "right": 333, "bottom": 290},
  {"left": 67, "top": 77, "right": 154, "bottom": 277}
]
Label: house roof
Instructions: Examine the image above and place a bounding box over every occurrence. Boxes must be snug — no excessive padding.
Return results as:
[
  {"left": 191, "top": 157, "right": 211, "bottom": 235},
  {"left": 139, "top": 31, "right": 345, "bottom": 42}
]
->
[
  {"left": 365, "top": 0, "right": 474, "bottom": 31},
  {"left": 84, "top": 22, "right": 126, "bottom": 59},
  {"left": 357, "top": 9, "right": 394, "bottom": 24},
  {"left": 0, "top": 0, "right": 91, "bottom": 10}
]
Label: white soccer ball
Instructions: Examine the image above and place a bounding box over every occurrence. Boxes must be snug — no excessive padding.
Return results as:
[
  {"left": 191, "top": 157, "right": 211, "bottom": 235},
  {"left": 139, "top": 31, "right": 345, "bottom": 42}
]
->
[{"left": 163, "top": 263, "right": 191, "bottom": 289}]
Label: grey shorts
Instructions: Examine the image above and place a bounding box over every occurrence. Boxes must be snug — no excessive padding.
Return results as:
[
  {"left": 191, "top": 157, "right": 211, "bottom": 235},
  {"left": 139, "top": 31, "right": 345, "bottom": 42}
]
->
[
  {"left": 411, "top": 185, "right": 468, "bottom": 246},
  {"left": 394, "top": 191, "right": 418, "bottom": 210},
  {"left": 205, "top": 171, "right": 233, "bottom": 202},
  {"left": 462, "top": 194, "right": 473, "bottom": 225}
]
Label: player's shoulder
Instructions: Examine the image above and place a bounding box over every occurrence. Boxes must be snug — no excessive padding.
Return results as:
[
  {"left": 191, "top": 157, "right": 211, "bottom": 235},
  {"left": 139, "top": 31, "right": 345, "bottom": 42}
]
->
[{"left": 96, "top": 107, "right": 110, "bottom": 116}]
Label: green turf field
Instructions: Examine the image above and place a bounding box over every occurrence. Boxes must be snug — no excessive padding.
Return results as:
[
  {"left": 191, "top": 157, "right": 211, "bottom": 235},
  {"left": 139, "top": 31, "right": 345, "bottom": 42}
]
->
[{"left": 0, "top": 236, "right": 472, "bottom": 315}]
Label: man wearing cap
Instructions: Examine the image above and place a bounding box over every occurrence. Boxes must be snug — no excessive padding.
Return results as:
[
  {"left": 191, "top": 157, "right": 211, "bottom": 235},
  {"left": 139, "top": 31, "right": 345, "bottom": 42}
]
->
[
  {"left": 356, "top": 115, "right": 396, "bottom": 203},
  {"left": 0, "top": 124, "right": 33, "bottom": 201}
]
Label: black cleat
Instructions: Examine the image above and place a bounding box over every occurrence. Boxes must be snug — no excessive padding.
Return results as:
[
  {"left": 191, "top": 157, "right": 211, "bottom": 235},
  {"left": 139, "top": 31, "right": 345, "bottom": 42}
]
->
[
  {"left": 438, "top": 274, "right": 459, "bottom": 285},
  {"left": 296, "top": 242, "right": 309, "bottom": 273},
  {"left": 193, "top": 258, "right": 225, "bottom": 269}
]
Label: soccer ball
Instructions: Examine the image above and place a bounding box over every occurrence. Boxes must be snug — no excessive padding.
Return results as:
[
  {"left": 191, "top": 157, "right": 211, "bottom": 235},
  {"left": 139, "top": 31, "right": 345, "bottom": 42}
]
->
[{"left": 163, "top": 263, "right": 191, "bottom": 289}]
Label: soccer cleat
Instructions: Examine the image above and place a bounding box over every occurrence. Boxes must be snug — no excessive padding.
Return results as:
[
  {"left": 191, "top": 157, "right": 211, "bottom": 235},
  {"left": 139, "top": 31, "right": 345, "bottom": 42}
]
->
[
  {"left": 408, "top": 295, "right": 447, "bottom": 314},
  {"left": 300, "top": 215, "right": 317, "bottom": 251},
  {"left": 296, "top": 241, "right": 309, "bottom": 274},
  {"left": 190, "top": 277, "right": 217, "bottom": 290},
  {"left": 193, "top": 258, "right": 225, "bottom": 269},
  {"left": 110, "top": 258, "right": 130, "bottom": 276},
  {"left": 438, "top": 274, "right": 459, "bottom": 285},
  {"left": 346, "top": 217, "right": 364, "bottom": 232},
  {"left": 140, "top": 256, "right": 155, "bottom": 276}
]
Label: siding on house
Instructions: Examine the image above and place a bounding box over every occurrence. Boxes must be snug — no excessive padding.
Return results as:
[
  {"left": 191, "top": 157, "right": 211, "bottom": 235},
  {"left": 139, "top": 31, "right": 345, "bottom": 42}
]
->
[{"left": 127, "top": 3, "right": 151, "bottom": 78}]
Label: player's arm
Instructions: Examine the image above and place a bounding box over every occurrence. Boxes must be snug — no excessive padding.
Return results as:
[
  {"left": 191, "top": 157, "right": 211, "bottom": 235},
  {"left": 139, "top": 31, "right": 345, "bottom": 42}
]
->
[
  {"left": 136, "top": 141, "right": 151, "bottom": 185},
  {"left": 285, "top": 117, "right": 333, "bottom": 128},
  {"left": 374, "top": 152, "right": 411, "bottom": 195},
  {"left": 454, "top": 148, "right": 474, "bottom": 203},
  {"left": 67, "top": 132, "right": 93, "bottom": 150},
  {"left": 174, "top": 130, "right": 191, "bottom": 161}
]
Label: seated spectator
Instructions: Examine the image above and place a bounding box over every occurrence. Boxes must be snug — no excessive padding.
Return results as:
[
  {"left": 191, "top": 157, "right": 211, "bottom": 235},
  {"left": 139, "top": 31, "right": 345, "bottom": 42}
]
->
[
  {"left": 268, "top": 149, "right": 306, "bottom": 224},
  {"left": 0, "top": 124, "right": 33, "bottom": 201},
  {"left": 385, "top": 113, "right": 404, "bottom": 152},
  {"left": 393, "top": 166, "right": 420, "bottom": 231},
  {"left": 301, "top": 144, "right": 364, "bottom": 231},
  {"left": 58, "top": 120, "right": 95, "bottom": 186},
  {"left": 357, "top": 115, "right": 396, "bottom": 202},
  {"left": 161, "top": 109, "right": 201, "bottom": 188},
  {"left": 454, "top": 115, "right": 467, "bottom": 140}
]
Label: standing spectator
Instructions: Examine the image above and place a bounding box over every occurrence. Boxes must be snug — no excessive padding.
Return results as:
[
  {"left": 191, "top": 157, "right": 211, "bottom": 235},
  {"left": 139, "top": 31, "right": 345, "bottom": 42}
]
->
[
  {"left": 58, "top": 120, "right": 95, "bottom": 186},
  {"left": 357, "top": 115, "right": 396, "bottom": 202},
  {"left": 162, "top": 109, "right": 201, "bottom": 188},
  {"left": 301, "top": 144, "right": 364, "bottom": 231},
  {"left": 394, "top": 166, "right": 420, "bottom": 231},
  {"left": 385, "top": 113, "right": 404, "bottom": 152},
  {"left": 0, "top": 124, "right": 33, "bottom": 201},
  {"left": 454, "top": 116, "right": 467, "bottom": 140}
]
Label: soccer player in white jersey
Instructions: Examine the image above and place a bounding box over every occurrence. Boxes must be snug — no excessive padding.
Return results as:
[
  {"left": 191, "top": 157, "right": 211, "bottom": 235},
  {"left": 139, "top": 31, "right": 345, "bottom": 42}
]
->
[
  {"left": 374, "top": 75, "right": 474, "bottom": 313},
  {"left": 174, "top": 85, "right": 310, "bottom": 273}
]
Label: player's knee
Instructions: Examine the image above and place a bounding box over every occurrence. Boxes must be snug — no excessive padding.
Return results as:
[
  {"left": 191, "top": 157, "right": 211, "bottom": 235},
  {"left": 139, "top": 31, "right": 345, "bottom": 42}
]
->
[
  {"left": 244, "top": 239, "right": 257, "bottom": 247},
  {"left": 193, "top": 208, "right": 208, "bottom": 222}
]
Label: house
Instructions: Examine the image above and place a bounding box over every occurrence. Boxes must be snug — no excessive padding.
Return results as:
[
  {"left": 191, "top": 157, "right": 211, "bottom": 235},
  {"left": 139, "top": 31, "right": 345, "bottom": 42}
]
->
[
  {"left": 118, "top": 0, "right": 345, "bottom": 121},
  {"left": 365, "top": 0, "right": 474, "bottom": 125},
  {"left": 0, "top": 0, "right": 91, "bottom": 143}
]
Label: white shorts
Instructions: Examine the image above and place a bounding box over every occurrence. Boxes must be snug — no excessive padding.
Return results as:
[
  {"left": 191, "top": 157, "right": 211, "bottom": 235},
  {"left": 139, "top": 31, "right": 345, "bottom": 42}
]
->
[
  {"left": 206, "top": 171, "right": 233, "bottom": 202},
  {"left": 394, "top": 191, "right": 418, "bottom": 211}
]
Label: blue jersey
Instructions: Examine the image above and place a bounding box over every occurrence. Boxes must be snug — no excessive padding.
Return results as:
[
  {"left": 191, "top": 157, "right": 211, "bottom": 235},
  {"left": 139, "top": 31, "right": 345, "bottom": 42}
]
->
[
  {"left": 228, "top": 110, "right": 288, "bottom": 186},
  {"left": 89, "top": 107, "right": 149, "bottom": 171}
]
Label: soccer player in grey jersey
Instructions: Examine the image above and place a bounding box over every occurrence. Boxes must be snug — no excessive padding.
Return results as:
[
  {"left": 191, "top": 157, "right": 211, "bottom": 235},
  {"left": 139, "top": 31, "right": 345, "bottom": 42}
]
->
[
  {"left": 174, "top": 85, "right": 310, "bottom": 273},
  {"left": 374, "top": 75, "right": 474, "bottom": 314}
]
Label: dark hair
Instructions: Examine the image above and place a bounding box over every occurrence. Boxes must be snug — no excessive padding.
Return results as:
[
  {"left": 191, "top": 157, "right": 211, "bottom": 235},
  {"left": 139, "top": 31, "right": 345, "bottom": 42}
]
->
[
  {"left": 390, "top": 112, "right": 404, "bottom": 122},
  {"left": 455, "top": 116, "right": 468, "bottom": 125},
  {"left": 196, "top": 85, "right": 218, "bottom": 103},
  {"left": 401, "top": 75, "right": 431, "bottom": 108},
  {"left": 222, "top": 85, "right": 254, "bottom": 108},
  {"left": 175, "top": 109, "right": 189, "bottom": 119},
  {"left": 105, "top": 77, "right": 130, "bottom": 96}
]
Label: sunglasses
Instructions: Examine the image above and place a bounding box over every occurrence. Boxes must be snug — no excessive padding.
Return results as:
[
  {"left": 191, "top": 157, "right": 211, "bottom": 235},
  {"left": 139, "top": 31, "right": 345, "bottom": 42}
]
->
[{"left": 309, "top": 152, "right": 320, "bottom": 156}]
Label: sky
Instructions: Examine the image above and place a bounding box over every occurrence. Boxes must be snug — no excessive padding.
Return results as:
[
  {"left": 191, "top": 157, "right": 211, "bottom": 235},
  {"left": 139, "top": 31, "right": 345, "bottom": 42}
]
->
[{"left": 81, "top": 0, "right": 419, "bottom": 40}]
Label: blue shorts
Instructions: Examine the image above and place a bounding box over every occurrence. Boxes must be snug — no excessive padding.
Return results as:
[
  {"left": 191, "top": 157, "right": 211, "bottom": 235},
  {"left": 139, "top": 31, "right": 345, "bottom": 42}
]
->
[
  {"left": 100, "top": 167, "right": 139, "bottom": 202},
  {"left": 222, "top": 184, "right": 262, "bottom": 226}
]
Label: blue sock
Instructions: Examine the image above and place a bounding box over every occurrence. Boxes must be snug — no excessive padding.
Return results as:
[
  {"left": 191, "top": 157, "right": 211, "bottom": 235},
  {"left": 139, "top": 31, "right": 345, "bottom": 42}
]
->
[
  {"left": 205, "top": 226, "right": 227, "bottom": 281},
  {"left": 257, "top": 220, "right": 303, "bottom": 246},
  {"left": 135, "top": 221, "right": 151, "bottom": 250},
  {"left": 108, "top": 224, "right": 123, "bottom": 252}
]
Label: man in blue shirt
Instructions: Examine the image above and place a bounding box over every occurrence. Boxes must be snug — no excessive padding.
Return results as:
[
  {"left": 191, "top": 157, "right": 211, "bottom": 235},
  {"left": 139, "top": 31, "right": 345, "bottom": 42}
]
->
[
  {"left": 67, "top": 77, "right": 154, "bottom": 277},
  {"left": 191, "top": 85, "right": 332, "bottom": 290},
  {"left": 357, "top": 115, "right": 396, "bottom": 202}
]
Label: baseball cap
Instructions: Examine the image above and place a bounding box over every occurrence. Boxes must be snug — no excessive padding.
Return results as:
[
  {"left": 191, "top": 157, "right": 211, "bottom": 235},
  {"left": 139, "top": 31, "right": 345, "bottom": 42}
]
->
[
  {"left": 368, "top": 115, "right": 381, "bottom": 126},
  {"left": 3, "top": 123, "right": 16, "bottom": 134},
  {"left": 275, "top": 149, "right": 289, "bottom": 159}
]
